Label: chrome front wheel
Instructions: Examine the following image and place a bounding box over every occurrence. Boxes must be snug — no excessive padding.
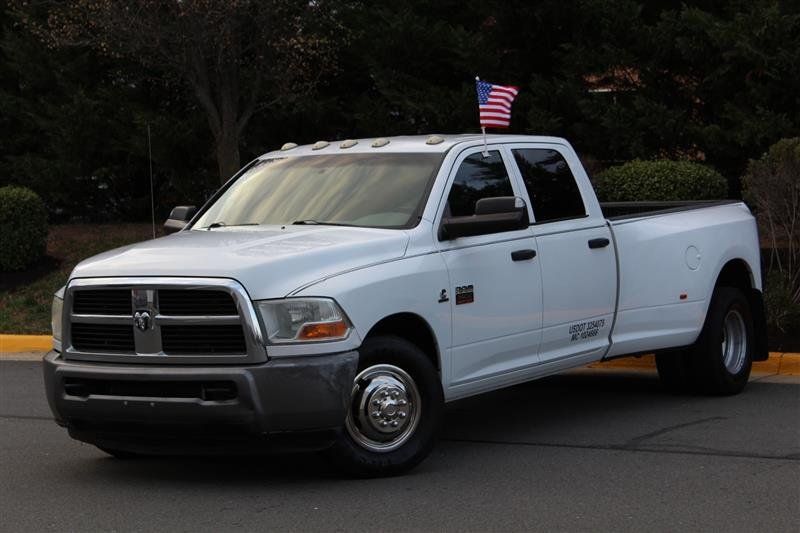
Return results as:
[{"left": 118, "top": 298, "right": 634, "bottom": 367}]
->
[
  {"left": 345, "top": 364, "right": 422, "bottom": 453},
  {"left": 327, "top": 335, "right": 443, "bottom": 476}
]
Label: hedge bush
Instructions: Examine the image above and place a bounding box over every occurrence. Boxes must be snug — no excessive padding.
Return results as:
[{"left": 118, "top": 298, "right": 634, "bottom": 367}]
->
[
  {"left": 0, "top": 186, "right": 48, "bottom": 271},
  {"left": 595, "top": 160, "right": 728, "bottom": 202}
]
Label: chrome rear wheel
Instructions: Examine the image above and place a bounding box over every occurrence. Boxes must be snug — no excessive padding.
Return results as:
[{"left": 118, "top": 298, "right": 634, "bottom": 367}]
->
[{"left": 721, "top": 309, "right": 748, "bottom": 374}]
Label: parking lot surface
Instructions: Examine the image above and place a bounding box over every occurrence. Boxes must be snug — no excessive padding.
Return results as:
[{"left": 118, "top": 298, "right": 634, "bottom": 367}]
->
[{"left": 1, "top": 360, "right": 798, "bottom": 532}]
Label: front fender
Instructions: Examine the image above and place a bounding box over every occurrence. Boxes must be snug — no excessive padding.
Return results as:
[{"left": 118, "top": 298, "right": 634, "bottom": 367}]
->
[{"left": 292, "top": 253, "right": 452, "bottom": 384}]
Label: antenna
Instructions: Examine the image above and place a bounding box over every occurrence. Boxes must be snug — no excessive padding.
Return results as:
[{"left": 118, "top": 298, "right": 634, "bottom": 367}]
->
[{"left": 147, "top": 124, "right": 155, "bottom": 239}]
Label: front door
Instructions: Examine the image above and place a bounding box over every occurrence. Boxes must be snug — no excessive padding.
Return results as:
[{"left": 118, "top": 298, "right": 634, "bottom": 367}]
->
[{"left": 437, "top": 148, "right": 543, "bottom": 388}]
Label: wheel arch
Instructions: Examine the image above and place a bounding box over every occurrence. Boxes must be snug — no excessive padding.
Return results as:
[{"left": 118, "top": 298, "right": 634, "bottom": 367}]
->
[
  {"left": 714, "top": 258, "right": 756, "bottom": 292},
  {"left": 364, "top": 313, "right": 441, "bottom": 373}
]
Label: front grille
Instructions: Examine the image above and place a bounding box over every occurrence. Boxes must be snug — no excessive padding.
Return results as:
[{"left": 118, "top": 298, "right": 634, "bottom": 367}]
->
[
  {"left": 71, "top": 323, "right": 135, "bottom": 352},
  {"left": 158, "top": 290, "right": 237, "bottom": 316},
  {"left": 64, "top": 279, "right": 264, "bottom": 363},
  {"left": 161, "top": 325, "right": 247, "bottom": 354},
  {"left": 63, "top": 378, "right": 237, "bottom": 401},
  {"left": 73, "top": 289, "right": 131, "bottom": 315}
]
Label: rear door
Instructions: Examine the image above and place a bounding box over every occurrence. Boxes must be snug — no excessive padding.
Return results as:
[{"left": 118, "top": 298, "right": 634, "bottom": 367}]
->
[
  {"left": 436, "top": 147, "right": 543, "bottom": 388},
  {"left": 507, "top": 144, "right": 616, "bottom": 363}
]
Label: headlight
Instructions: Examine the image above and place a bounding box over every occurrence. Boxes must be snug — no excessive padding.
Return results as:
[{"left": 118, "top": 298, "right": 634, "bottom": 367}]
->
[
  {"left": 51, "top": 286, "right": 65, "bottom": 346},
  {"left": 256, "top": 298, "right": 351, "bottom": 344}
]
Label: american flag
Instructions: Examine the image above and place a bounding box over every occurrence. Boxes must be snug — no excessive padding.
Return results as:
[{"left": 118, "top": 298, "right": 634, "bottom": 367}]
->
[{"left": 476, "top": 80, "right": 519, "bottom": 128}]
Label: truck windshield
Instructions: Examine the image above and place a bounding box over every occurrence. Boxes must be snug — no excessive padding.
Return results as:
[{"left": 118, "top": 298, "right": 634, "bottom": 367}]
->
[{"left": 192, "top": 153, "right": 443, "bottom": 229}]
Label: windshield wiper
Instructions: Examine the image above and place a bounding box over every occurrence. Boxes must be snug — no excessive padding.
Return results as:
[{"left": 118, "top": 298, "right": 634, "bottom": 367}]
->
[
  {"left": 291, "top": 219, "right": 344, "bottom": 226},
  {"left": 201, "top": 222, "right": 260, "bottom": 230}
]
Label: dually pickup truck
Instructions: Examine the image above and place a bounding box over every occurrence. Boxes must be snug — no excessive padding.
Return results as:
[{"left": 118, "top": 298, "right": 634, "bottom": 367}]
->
[{"left": 45, "top": 134, "right": 767, "bottom": 476}]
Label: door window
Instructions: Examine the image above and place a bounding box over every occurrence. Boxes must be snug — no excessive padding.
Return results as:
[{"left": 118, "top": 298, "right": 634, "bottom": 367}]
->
[
  {"left": 512, "top": 149, "right": 586, "bottom": 223},
  {"left": 447, "top": 151, "right": 515, "bottom": 217}
]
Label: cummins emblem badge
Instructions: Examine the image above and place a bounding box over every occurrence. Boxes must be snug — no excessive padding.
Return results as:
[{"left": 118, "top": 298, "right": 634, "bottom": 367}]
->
[{"left": 133, "top": 310, "right": 152, "bottom": 331}]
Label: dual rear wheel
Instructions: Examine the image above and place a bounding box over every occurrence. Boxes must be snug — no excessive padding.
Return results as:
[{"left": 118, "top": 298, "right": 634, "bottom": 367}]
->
[{"left": 655, "top": 287, "right": 754, "bottom": 395}]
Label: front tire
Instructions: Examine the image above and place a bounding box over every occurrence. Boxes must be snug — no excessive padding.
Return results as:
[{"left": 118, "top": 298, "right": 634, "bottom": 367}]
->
[
  {"left": 326, "top": 336, "right": 443, "bottom": 477},
  {"left": 96, "top": 446, "right": 141, "bottom": 460}
]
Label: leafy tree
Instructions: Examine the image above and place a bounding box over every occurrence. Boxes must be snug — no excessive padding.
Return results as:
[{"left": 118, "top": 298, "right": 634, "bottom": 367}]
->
[
  {"left": 644, "top": 1, "right": 800, "bottom": 191},
  {"left": 447, "top": 0, "right": 799, "bottom": 184}
]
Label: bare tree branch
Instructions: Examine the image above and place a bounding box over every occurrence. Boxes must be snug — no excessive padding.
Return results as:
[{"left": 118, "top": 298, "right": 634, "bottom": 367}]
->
[{"left": 18, "top": 0, "right": 346, "bottom": 181}]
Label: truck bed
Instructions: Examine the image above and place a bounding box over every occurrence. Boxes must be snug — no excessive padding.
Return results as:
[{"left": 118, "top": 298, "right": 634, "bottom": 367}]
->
[{"left": 602, "top": 200, "right": 760, "bottom": 358}]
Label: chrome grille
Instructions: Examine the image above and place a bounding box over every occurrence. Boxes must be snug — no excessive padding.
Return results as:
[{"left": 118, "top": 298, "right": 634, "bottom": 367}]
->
[{"left": 63, "top": 278, "right": 266, "bottom": 365}]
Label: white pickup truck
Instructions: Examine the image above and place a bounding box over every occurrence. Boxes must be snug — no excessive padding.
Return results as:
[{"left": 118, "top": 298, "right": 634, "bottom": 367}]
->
[{"left": 44, "top": 134, "right": 767, "bottom": 476}]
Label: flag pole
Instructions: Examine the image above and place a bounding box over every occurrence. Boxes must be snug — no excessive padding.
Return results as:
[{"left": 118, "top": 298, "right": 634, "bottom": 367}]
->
[{"left": 476, "top": 76, "right": 489, "bottom": 157}]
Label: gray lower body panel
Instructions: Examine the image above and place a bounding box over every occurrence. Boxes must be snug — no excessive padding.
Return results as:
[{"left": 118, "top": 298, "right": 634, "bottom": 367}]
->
[{"left": 43, "top": 350, "right": 358, "bottom": 454}]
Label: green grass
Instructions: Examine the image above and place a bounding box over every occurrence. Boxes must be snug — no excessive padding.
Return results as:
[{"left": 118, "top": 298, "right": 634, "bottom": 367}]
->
[{"left": 0, "top": 224, "right": 159, "bottom": 334}]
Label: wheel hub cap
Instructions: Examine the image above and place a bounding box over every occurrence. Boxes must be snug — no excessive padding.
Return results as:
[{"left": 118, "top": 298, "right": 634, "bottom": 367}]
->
[
  {"left": 346, "top": 364, "right": 421, "bottom": 452},
  {"left": 367, "top": 382, "right": 410, "bottom": 432}
]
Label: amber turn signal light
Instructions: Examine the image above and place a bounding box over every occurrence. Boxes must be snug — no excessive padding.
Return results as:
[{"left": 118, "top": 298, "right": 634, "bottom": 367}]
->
[{"left": 296, "top": 320, "right": 349, "bottom": 340}]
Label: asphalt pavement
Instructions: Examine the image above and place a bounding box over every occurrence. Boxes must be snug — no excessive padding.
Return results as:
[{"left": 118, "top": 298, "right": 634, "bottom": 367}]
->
[{"left": 1, "top": 360, "right": 798, "bottom": 532}]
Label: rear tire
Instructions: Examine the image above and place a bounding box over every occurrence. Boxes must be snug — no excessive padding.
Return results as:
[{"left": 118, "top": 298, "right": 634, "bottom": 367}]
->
[
  {"left": 657, "top": 287, "right": 754, "bottom": 395},
  {"left": 326, "top": 335, "right": 443, "bottom": 477},
  {"left": 687, "top": 287, "right": 753, "bottom": 395}
]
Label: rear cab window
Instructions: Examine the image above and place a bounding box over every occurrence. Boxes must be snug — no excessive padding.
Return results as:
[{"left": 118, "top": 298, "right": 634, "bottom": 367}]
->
[{"left": 511, "top": 148, "right": 587, "bottom": 224}]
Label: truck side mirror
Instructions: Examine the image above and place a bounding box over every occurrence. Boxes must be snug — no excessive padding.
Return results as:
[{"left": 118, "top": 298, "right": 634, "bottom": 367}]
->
[
  {"left": 474, "top": 196, "right": 522, "bottom": 216},
  {"left": 164, "top": 205, "right": 197, "bottom": 235},
  {"left": 440, "top": 196, "right": 528, "bottom": 240}
]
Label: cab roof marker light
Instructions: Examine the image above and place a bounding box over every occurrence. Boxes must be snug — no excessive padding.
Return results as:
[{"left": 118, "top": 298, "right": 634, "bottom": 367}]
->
[
  {"left": 280, "top": 142, "right": 298, "bottom": 151},
  {"left": 372, "top": 138, "right": 390, "bottom": 148},
  {"left": 311, "top": 141, "right": 330, "bottom": 150},
  {"left": 426, "top": 135, "right": 444, "bottom": 145},
  {"left": 340, "top": 139, "right": 358, "bottom": 149}
]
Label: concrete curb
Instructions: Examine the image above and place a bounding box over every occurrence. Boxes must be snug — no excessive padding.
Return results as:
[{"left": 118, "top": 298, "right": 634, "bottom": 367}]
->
[
  {"left": 589, "top": 353, "right": 800, "bottom": 376},
  {"left": 1, "top": 334, "right": 798, "bottom": 375}
]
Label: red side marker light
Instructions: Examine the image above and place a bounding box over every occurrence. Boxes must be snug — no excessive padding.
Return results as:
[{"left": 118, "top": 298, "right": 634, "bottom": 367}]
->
[{"left": 679, "top": 293, "right": 688, "bottom": 300}]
